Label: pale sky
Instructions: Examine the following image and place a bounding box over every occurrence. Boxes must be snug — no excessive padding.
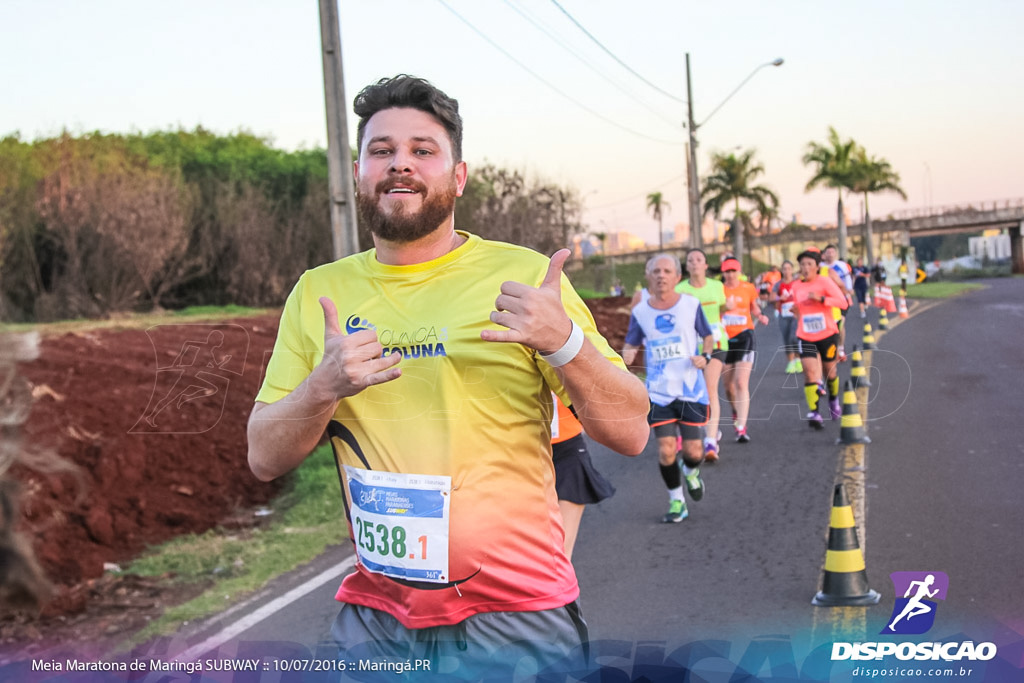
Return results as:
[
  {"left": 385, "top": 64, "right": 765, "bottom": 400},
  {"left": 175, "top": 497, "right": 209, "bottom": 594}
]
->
[{"left": 3, "top": 0, "right": 1022, "bottom": 244}]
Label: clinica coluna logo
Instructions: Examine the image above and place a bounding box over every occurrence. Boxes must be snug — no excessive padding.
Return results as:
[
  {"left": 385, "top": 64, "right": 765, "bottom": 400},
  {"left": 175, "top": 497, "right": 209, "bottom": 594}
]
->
[{"left": 346, "top": 315, "right": 448, "bottom": 359}]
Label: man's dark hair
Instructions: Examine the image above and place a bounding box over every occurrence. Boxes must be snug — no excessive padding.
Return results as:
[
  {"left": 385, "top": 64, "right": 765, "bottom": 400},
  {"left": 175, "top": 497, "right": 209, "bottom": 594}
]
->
[{"left": 354, "top": 75, "right": 463, "bottom": 162}]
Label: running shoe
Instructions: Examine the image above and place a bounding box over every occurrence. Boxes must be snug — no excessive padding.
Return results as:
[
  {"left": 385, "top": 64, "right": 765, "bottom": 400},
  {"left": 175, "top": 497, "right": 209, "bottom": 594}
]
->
[
  {"left": 735, "top": 426, "right": 750, "bottom": 443},
  {"left": 829, "top": 397, "right": 842, "bottom": 420},
  {"left": 704, "top": 440, "right": 719, "bottom": 463},
  {"left": 807, "top": 411, "right": 824, "bottom": 430},
  {"left": 785, "top": 360, "right": 796, "bottom": 374},
  {"left": 662, "top": 499, "right": 688, "bottom": 523},
  {"left": 685, "top": 470, "right": 705, "bottom": 501},
  {"left": 795, "top": 359, "right": 803, "bottom": 373}
]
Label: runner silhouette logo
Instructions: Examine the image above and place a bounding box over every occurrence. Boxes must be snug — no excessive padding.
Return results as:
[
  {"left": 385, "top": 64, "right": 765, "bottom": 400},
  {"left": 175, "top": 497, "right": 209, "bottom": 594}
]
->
[{"left": 881, "top": 571, "right": 949, "bottom": 635}]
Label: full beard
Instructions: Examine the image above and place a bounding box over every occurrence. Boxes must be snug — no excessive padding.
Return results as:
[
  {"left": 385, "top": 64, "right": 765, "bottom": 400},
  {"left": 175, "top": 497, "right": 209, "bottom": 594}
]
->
[{"left": 357, "top": 176, "right": 458, "bottom": 244}]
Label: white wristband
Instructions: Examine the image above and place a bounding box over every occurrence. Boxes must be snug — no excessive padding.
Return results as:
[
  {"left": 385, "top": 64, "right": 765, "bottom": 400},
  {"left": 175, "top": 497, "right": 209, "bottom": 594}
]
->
[{"left": 541, "top": 321, "right": 585, "bottom": 368}]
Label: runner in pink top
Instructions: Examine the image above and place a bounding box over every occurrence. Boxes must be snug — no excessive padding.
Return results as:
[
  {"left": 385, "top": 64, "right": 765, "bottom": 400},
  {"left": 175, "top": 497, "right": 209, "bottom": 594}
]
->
[{"left": 791, "top": 250, "right": 848, "bottom": 429}]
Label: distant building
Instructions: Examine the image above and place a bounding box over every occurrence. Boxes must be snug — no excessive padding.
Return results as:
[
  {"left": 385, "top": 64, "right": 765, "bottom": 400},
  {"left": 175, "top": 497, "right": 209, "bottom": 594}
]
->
[
  {"left": 673, "top": 221, "right": 689, "bottom": 245},
  {"left": 608, "top": 231, "right": 647, "bottom": 253},
  {"left": 969, "top": 232, "right": 1011, "bottom": 261}
]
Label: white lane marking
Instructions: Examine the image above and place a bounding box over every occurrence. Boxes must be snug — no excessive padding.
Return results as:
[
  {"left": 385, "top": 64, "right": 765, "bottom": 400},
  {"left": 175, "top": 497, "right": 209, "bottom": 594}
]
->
[{"left": 173, "top": 555, "right": 356, "bottom": 662}]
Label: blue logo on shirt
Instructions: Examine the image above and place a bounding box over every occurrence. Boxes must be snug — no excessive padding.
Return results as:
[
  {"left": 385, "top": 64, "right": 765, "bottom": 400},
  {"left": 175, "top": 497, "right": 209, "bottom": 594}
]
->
[
  {"left": 346, "top": 315, "right": 377, "bottom": 334},
  {"left": 655, "top": 314, "right": 676, "bottom": 333},
  {"left": 345, "top": 314, "right": 448, "bottom": 360}
]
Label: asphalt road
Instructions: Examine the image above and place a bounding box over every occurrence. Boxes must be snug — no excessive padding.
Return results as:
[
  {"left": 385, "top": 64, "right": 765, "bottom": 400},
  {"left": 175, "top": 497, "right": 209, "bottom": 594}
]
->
[{"left": 139, "top": 280, "right": 1024, "bottom": 679}]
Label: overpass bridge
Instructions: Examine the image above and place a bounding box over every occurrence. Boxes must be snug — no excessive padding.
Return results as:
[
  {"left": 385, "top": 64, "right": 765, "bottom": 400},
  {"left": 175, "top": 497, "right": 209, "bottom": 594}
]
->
[
  {"left": 857, "top": 197, "right": 1024, "bottom": 237},
  {"left": 838, "top": 197, "right": 1024, "bottom": 272}
]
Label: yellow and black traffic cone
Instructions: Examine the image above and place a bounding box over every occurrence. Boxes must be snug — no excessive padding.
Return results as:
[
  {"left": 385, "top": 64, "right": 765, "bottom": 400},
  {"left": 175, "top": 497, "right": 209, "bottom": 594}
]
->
[
  {"left": 878, "top": 308, "right": 889, "bottom": 331},
  {"left": 812, "top": 483, "right": 880, "bottom": 607},
  {"left": 837, "top": 380, "right": 870, "bottom": 445},
  {"left": 862, "top": 322, "right": 877, "bottom": 350},
  {"left": 898, "top": 295, "right": 909, "bottom": 319},
  {"left": 849, "top": 345, "right": 870, "bottom": 388}
]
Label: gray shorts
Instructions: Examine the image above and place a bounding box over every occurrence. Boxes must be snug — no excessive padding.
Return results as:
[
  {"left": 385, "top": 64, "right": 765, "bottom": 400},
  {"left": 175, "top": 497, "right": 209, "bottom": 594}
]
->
[
  {"left": 330, "top": 601, "right": 588, "bottom": 681},
  {"left": 778, "top": 315, "right": 798, "bottom": 349}
]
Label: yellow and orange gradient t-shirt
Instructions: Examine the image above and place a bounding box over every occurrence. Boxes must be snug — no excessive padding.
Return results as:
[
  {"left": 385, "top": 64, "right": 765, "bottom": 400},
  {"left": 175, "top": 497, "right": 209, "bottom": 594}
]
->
[{"left": 256, "top": 232, "right": 625, "bottom": 628}]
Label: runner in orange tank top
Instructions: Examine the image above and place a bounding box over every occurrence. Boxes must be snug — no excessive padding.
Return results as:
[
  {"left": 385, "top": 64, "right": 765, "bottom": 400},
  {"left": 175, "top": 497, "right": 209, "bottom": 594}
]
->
[{"left": 720, "top": 257, "right": 769, "bottom": 443}]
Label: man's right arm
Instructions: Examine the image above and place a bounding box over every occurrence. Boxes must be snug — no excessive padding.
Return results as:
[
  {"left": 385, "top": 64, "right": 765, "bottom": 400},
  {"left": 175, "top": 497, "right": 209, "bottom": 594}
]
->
[
  {"left": 247, "top": 374, "right": 341, "bottom": 482},
  {"left": 247, "top": 297, "right": 402, "bottom": 482}
]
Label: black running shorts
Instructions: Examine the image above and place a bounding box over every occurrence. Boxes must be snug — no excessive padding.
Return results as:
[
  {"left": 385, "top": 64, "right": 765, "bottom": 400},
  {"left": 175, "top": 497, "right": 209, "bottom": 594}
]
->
[
  {"left": 648, "top": 399, "right": 709, "bottom": 440},
  {"left": 798, "top": 333, "right": 840, "bottom": 362}
]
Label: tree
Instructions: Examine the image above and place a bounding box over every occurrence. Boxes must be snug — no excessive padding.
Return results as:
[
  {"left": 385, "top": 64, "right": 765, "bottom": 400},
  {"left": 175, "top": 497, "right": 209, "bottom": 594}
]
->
[
  {"left": 849, "top": 149, "right": 907, "bottom": 266},
  {"left": 701, "top": 149, "right": 779, "bottom": 272},
  {"left": 803, "top": 127, "right": 858, "bottom": 260},
  {"left": 0, "top": 129, "right": 333, "bottom": 320},
  {"left": 646, "top": 191, "right": 670, "bottom": 251},
  {"left": 456, "top": 163, "right": 580, "bottom": 256}
]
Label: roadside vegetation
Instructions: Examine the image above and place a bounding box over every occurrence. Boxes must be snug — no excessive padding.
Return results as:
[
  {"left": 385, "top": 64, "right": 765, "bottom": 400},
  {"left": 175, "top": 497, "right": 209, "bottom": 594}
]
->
[
  {"left": 125, "top": 444, "right": 344, "bottom": 644},
  {"left": 0, "top": 304, "right": 271, "bottom": 336},
  {"left": 905, "top": 281, "right": 985, "bottom": 298}
]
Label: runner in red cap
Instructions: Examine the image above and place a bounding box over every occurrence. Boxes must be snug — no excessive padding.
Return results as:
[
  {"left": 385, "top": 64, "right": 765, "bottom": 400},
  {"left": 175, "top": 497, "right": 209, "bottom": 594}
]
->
[{"left": 720, "top": 257, "right": 769, "bottom": 443}]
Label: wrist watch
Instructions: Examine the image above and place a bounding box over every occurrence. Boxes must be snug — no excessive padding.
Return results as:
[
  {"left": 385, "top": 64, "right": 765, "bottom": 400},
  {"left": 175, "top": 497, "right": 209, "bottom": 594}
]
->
[{"left": 703, "top": 353, "right": 713, "bottom": 363}]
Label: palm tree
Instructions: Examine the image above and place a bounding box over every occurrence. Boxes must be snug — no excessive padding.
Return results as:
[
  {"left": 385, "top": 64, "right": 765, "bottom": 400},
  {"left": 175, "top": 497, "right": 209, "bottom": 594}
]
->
[
  {"left": 646, "top": 191, "right": 670, "bottom": 251},
  {"left": 803, "top": 127, "right": 859, "bottom": 260},
  {"left": 849, "top": 149, "right": 907, "bottom": 266},
  {"left": 701, "top": 149, "right": 779, "bottom": 272}
]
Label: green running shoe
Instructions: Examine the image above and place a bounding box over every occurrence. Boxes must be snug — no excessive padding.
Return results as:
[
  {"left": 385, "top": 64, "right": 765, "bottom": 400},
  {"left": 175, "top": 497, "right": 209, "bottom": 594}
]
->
[
  {"left": 685, "top": 470, "right": 705, "bottom": 501},
  {"left": 662, "top": 499, "right": 688, "bottom": 523}
]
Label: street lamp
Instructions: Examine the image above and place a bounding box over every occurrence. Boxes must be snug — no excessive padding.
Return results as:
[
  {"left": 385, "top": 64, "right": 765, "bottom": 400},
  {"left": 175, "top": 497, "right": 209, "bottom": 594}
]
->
[{"left": 686, "top": 55, "right": 784, "bottom": 250}]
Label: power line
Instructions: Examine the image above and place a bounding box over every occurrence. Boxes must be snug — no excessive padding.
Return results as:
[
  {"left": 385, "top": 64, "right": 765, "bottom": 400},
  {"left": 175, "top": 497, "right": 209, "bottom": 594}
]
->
[
  {"left": 548, "top": 0, "right": 687, "bottom": 105},
  {"left": 502, "top": 0, "right": 681, "bottom": 130},
  {"left": 588, "top": 173, "right": 687, "bottom": 211},
  {"left": 436, "top": 0, "right": 684, "bottom": 146}
]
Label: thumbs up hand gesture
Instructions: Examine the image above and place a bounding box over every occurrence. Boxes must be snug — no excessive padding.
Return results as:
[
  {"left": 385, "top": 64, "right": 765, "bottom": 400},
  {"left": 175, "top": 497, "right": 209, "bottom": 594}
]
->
[
  {"left": 314, "top": 296, "right": 402, "bottom": 400},
  {"left": 481, "top": 249, "right": 574, "bottom": 353}
]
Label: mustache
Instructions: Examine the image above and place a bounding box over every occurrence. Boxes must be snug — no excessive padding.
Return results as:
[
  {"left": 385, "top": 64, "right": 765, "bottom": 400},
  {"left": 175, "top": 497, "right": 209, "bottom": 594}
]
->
[{"left": 374, "top": 178, "right": 428, "bottom": 195}]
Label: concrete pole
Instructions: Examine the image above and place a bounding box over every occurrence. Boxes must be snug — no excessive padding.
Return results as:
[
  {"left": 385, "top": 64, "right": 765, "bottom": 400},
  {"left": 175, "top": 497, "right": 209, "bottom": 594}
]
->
[
  {"left": 686, "top": 53, "right": 702, "bottom": 250},
  {"left": 319, "top": 0, "right": 360, "bottom": 261},
  {"left": 864, "top": 211, "right": 875, "bottom": 267},
  {"left": 1011, "top": 222, "right": 1024, "bottom": 275}
]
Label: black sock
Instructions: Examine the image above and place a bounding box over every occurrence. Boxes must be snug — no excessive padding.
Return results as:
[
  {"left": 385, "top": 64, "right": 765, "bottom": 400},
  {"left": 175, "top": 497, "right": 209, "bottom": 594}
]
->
[{"left": 660, "top": 461, "right": 681, "bottom": 490}]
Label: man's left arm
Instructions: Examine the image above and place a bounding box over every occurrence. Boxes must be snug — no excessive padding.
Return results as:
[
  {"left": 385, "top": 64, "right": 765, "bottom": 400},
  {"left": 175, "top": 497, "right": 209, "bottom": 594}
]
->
[
  {"left": 482, "top": 249, "right": 650, "bottom": 456},
  {"left": 690, "top": 306, "right": 714, "bottom": 369}
]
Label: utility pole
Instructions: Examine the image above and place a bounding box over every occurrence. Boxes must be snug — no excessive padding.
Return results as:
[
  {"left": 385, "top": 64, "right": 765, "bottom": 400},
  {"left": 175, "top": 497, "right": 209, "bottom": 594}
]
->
[
  {"left": 319, "top": 0, "right": 359, "bottom": 261},
  {"left": 686, "top": 53, "right": 702, "bottom": 250}
]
